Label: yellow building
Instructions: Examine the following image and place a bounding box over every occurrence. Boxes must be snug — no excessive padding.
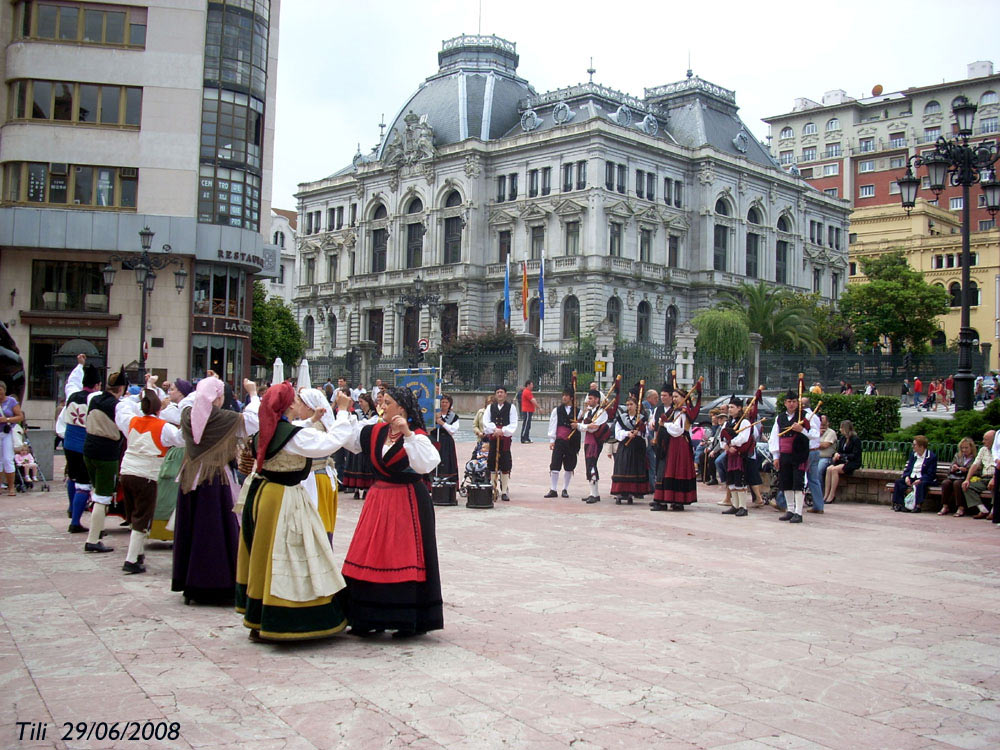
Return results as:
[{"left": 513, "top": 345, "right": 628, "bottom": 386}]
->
[{"left": 848, "top": 199, "right": 1000, "bottom": 368}]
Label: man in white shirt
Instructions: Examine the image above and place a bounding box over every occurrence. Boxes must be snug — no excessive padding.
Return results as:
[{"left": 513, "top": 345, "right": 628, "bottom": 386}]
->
[
  {"left": 578, "top": 389, "right": 609, "bottom": 504},
  {"left": 545, "top": 387, "right": 580, "bottom": 498},
  {"left": 483, "top": 386, "right": 518, "bottom": 501}
]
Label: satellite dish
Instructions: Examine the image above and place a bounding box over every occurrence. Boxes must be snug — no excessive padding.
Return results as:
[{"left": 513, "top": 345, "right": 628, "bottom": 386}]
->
[{"left": 872, "top": 84, "right": 884, "bottom": 96}]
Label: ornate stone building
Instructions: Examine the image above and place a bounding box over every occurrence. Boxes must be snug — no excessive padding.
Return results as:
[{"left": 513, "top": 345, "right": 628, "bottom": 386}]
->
[{"left": 293, "top": 35, "right": 850, "bottom": 358}]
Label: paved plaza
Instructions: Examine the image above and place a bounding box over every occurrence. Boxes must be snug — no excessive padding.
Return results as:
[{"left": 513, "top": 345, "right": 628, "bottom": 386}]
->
[{"left": 2, "top": 445, "right": 999, "bottom": 750}]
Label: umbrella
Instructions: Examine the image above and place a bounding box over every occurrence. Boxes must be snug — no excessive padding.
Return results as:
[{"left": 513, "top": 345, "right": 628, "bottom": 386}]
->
[
  {"left": 297, "top": 358, "right": 311, "bottom": 390},
  {"left": 271, "top": 357, "right": 284, "bottom": 386}
]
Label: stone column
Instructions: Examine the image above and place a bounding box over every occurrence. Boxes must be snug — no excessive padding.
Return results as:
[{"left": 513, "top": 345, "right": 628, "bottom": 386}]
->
[
  {"left": 981, "top": 342, "right": 992, "bottom": 372},
  {"left": 514, "top": 332, "right": 536, "bottom": 389},
  {"left": 674, "top": 321, "right": 697, "bottom": 388},
  {"left": 358, "top": 339, "right": 377, "bottom": 387},
  {"left": 748, "top": 332, "right": 763, "bottom": 390}
]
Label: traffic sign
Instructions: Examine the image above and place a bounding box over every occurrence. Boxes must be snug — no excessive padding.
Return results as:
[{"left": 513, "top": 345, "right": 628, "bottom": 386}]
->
[
  {"left": 594, "top": 360, "right": 606, "bottom": 373},
  {"left": 417, "top": 338, "right": 430, "bottom": 353}
]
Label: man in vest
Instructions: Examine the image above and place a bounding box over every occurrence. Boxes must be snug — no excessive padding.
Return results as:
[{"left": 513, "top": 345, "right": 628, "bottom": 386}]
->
[
  {"left": 545, "top": 386, "right": 580, "bottom": 498},
  {"left": 578, "top": 389, "right": 608, "bottom": 504},
  {"left": 65, "top": 364, "right": 102, "bottom": 534},
  {"left": 483, "top": 386, "right": 518, "bottom": 501},
  {"left": 768, "top": 390, "right": 814, "bottom": 524},
  {"left": 82, "top": 365, "right": 128, "bottom": 552}
]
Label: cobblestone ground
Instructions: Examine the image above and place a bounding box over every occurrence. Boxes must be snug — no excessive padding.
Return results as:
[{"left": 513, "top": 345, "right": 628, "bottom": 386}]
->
[{"left": 3, "top": 445, "right": 999, "bottom": 750}]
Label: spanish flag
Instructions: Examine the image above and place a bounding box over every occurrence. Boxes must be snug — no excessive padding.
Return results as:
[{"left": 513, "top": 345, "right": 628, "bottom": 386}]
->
[{"left": 521, "top": 260, "right": 529, "bottom": 321}]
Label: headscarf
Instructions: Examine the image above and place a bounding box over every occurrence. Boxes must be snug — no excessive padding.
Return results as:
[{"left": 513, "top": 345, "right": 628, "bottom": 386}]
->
[
  {"left": 256, "top": 381, "right": 295, "bottom": 472},
  {"left": 299, "top": 387, "right": 335, "bottom": 432},
  {"left": 174, "top": 378, "right": 194, "bottom": 396},
  {"left": 191, "top": 376, "right": 225, "bottom": 444}
]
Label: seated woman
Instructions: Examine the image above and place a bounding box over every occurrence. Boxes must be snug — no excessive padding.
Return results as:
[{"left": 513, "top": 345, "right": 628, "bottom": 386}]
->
[
  {"left": 822, "top": 420, "right": 862, "bottom": 505},
  {"left": 891, "top": 436, "right": 937, "bottom": 512},
  {"left": 938, "top": 436, "right": 975, "bottom": 516}
]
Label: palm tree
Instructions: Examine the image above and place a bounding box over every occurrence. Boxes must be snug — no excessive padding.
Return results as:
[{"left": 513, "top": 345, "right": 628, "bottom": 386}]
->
[{"left": 716, "top": 281, "right": 824, "bottom": 354}]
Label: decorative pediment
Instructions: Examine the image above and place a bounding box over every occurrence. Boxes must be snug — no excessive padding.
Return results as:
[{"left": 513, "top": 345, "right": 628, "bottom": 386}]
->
[
  {"left": 663, "top": 214, "right": 690, "bottom": 233},
  {"left": 489, "top": 208, "right": 518, "bottom": 226},
  {"left": 603, "top": 199, "right": 634, "bottom": 220},
  {"left": 635, "top": 205, "right": 663, "bottom": 226},
  {"left": 553, "top": 198, "right": 587, "bottom": 217},
  {"left": 519, "top": 202, "right": 551, "bottom": 222},
  {"left": 300, "top": 241, "right": 322, "bottom": 255}
]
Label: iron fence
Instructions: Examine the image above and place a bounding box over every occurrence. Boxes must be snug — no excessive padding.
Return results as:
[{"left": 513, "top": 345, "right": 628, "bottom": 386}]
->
[
  {"left": 440, "top": 349, "right": 518, "bottom": 391},
  {"left": 757, "top": 351, "right": 985, "bottom": 390},
  {"left": 859, "top": 441, "right": 957, "bottom": 471}
]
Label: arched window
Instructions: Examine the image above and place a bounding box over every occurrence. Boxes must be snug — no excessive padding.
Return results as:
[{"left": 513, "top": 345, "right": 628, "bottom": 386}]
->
[
  {"left": 328, "top": 313, "right": 337, "bottom": 350},
  {"left": 444, "top": 190, "right": 462, "bottom": 207},
  {"left": 372, "top": 203, "right": 387, "bottom": 220},
  {"left": 931, "top": 330, "right": 947, "bottom": 349},
  {"left": 951, "top": 96, "right": 967, "bottom": 110},
  {"left": 528, "top": 298, "right": 540, "bottom": 337},
  {"left": 779, "top": 126, "right": 793, "bottom": 139},
  {"left": 715, "top": 198, "right": 730, "bottom": 216},
  {"left": 747, "top": 206, "right": 762, "bottom": 224},
  {"left": 826, "top": 118, "right": 840, "bottom": 131},
  {"left": 925, "top": 100, "right": 941, "bottom": 114},
  {"left": 562, "top": 295, "right": 580, "bottom": 339},
  {"left": 272, "top": 230, "right": 285, "bottom": 247},
  {"left": 981, "top": 91, "right": 999, "bottom": 106},
  {"left": 606, "top": 297, "right": 622, "bottom": 335},
  {"left": 949, "top": 282, "right": 962, "bottom": 307},
  {"left": 495, "top": 300, "right": 506, "bottom": 330},
  {"left": 637, "top": 300, "right": 651, "bottom": 343},
  {"left": 665, "top": 306, "right": 678, "bottom": 348},
  {"left": 407, "top": 197, "right": 423, "bottom": 214},
  {"left": 803, "top": 122, "right": 817, "bottom": 135},
  {"left": 746, "top": 208, "right": 761, "bottom": 278},
  {"left": 969, "top": 280, "right": 980, "bottom": 306},
  {"left": 777, "top": 215, "right": 791, "bottom": 233},
  {"left": 304, "top": 315, "right": 315, "bottom": 349}
]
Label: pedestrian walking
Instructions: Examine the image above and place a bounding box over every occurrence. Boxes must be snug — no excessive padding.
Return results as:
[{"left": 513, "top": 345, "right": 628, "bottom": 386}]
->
[{"left": 519, "top": 380, "right": 537, "bottom": 443}]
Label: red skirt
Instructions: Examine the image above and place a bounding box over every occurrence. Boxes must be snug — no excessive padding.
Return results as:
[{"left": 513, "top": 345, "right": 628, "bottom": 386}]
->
[
  {"left": 654, "top": 434, "right": 697, "bottom": 504},
  {"left": 342, "top": 481, "right": 426, "bottom": 584}
]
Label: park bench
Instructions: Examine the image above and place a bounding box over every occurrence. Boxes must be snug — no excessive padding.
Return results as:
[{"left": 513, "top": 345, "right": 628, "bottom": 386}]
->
[{"left": 879, "top": 465, "right": 994, "bottom": 512}]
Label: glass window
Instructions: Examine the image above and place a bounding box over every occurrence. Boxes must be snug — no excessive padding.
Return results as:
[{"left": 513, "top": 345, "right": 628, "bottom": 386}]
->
[
  {"left": 32, "top": 80, "right": 51, "bottom": 119},
  {"left": 780, "top": 126, "right": 793, "bottom": 139},
  {"left": 100, "top": 86, "right": 119, "bottom": 124},
  {"left": 637, "top": 301, "right": 651, "bottom": 343},
  {"left": 444, "top": 216, "right": 462, "bottom": 264},
  {"left": 925, "top": 100, "right": 941, "bottom": 114},
  {"left": 565, "top": 221, "right": 579, "bottom": 256},
  {"left": 639, "top": 228, "right": 652, "bottom": 262},
  {"left": 228, "top": 268, "right": 241, "bottom": 317},
  {"left": 541, "top": 167, "right": 551, "bottom": 195},
  {"left": 803, "top": 122, "right": 817, "bottom": 135},
  {"left": 30, "top": 260, "right": 108, "bottom": 314},
  {"left": 826, "top": 118, "right": 840, "bottom": 131},
  {"left": 406, "top": 223, "right": 423, "bottom": 268},
  {"left": 124, "top": 88, "right": 141, "bottom": 125},
  {"left": 575, "top": 161, "right": 586, "bottom": 190},
  {"left": 562, "top": 295, "right": 579, "bottom": 339},
  {"left": 37, "top": 5, "right": 58, "bottom": 37},
  {"left": 53, "top": 83, "right": 72, "bottom": 121},
  {"left": 609, "top": 222, "right": 622, "bottom": 256},
  {"left": 48, "top": 168, "right": 67, "bottom": 204},
  {"left": 746, "top": 233, "right": 759, "bottom": 278},
  {"left": 78, "top": 84, "right": 98, "bottom": 123},
  {"left": 105, "top": 11, "right": 124, "bottom": 43},
  {"left": 194, "top": 265, "right": 211, "bottom": 314},
  {"left": 605, "top": 161, "right": 614, "bottom": 190},
  {"left": 564, "top": 164, "right": 574, "bottom": 192},
  {"left": 58, "top": 6, "right": 78, "bottom": 40},
  {"left": 372, "top": 228, "right": 387, "bottom": 272},
  {"left": 714, "top": 225, "right": 727, "bottom": 271},
  {"left": 73, "top": 166, "right": 93, "bottom": 204},
  {"left": 530, "top": 226, "right": 544, "bottom": 260},
  {"left": 26, "top": 163, "right": 47, "bottom": 202},
  {"left": 129, "top": 23, "right": 146, "bottom": 46},
  {"left": 606, "top": 297, "right": 621, "bottom": 335},
  {"left": 616, "top": 164, "right": 626, "bottom": 193},
  {"left": 95, "top": 167, "right": 114, "bottom": 206},
  {"left": 673, "top": 180, "right": 682, "bottom": 208},
  {"left": 213, "top": 267, "right": 228, "bottom": 314},
  {"left": 83, "top": 9, "right": 103, "bottom": 41},
  {"left": 120, "top": 173, "right": 137, "bottom": 207},
  {"left": 668, "top": 235, "right": 679, "bottom": 267}
]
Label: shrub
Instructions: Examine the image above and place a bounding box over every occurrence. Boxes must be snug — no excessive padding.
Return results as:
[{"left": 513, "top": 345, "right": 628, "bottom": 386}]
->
[
  {"left": 885, "top": 407, "right": 998, "bottom": 446},
  {"left": 814, "top": 393, "right": 900, "bottom": 441}
]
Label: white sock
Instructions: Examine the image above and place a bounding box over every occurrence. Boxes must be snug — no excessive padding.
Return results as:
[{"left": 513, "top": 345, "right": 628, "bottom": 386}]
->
[
  {"left": 590, "top": 479, "right": 599, "bottom": 497},
  {"left": 979, "top": 504, "right": 988, "bottom": 514},
  {"left": 500, "top": 473, "right": 510, "bottom": 494},
  {"left": 562, "top": 471, "right": 573, "bottom": 490},
  {"left": 126, "top": 530, "right": 146, "bottom": 563},
  {"left": 549, "top": 471, "right": 559, "bottom": 491},
  {"left": 792, "top": 490, "right": 804, "bottom": 515},
  {"left": 86, "top": 504, "right": 108, "bottom": 544},
  {"left": 731, "top": 491, "right": 742, "bottom": 509}
]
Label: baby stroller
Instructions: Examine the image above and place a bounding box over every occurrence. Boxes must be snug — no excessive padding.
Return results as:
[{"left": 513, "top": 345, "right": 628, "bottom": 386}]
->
[
  {"left": 458, "top": 441, "right": 490, "bottom": 498},
  {"left": 13, "top": 431, "right": 51, "bottom": 494},
  {"left": 756, "top": 443, "right": 778, "bottom": 506}
]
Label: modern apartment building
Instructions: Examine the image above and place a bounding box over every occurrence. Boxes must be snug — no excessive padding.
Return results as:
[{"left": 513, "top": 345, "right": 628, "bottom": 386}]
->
[{"left": 0, "top": 0, "right": 281, "bottom": 426}]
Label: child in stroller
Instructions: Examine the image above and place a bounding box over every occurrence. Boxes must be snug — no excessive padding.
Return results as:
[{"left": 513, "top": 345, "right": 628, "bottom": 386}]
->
[{"left": 458, "top": 440, "right": 490, "bottom": 497}]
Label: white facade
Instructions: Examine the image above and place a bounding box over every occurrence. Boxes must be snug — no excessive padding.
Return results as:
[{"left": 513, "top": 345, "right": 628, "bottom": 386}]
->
[
  {"left": 294, "top": 36, "right": 850, "bottom": 359},
  {"left": 263, "top": 208, "right": 296, "bottom": 305}
]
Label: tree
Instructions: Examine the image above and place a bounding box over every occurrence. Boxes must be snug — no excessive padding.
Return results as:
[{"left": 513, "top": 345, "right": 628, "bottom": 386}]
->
[
  {"left": 716, "top": 281, "right": 825, "bottom": 354},
  {"left": 838, "top": 252, "right": 949, "bottom": 352},
  {"left": 790, "top": 292, "right": 854, "bottom": 351},
  {"left": 251, "top": 281, "right": 305, "bottom": 366},
  {"left": 691, "top": 309, "right": 750, "bottom": 361}
]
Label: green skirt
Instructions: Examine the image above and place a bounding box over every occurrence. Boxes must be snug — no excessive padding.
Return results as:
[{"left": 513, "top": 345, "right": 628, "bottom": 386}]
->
[{"left": 151, "top": 446, "right": 184, "bottom": 541}]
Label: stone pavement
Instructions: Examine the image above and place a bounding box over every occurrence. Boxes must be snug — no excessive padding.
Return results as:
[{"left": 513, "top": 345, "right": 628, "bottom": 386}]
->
[{"left": 2, "top": 445, "right": 999, "bottom": 750}]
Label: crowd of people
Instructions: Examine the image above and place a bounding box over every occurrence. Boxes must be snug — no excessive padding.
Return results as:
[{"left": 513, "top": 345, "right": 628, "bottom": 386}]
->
[{"left": 47, "top": 355, "right": 447, "bottom": 643}]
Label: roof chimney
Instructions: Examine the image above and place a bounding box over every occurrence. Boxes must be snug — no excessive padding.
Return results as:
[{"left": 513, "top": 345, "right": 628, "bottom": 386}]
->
[{"left": 968, "top": 61, "right": 994, "bottom": 79}]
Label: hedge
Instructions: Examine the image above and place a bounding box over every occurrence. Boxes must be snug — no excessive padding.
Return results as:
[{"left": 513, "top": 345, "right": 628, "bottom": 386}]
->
[
  {"left": 813, "top": 394, "right": 900, "bottom": 441},
  {"left": 884, "top": 398, "right": 1000, "bottom": 445}
]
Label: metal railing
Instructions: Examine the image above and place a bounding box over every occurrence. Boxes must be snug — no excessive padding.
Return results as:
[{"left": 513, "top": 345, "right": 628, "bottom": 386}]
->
[{"left": 860, "top": 441, "right": 957, "bottom": 471}]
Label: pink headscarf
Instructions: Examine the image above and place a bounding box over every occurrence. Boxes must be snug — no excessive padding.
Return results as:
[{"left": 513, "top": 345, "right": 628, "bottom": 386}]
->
[{"left": 191, "top": 376, "right": 225, "bottom": 444}]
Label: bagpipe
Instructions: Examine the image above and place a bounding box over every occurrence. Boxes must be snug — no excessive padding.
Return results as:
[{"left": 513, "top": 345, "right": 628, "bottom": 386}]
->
[
  {"left": 623, "top": 378, "right": 646, "bottom": 446},
  {"left": 720, "top": 385, "right": 763, "bottom": 455},
  {"left": 777, "top": 373, "right": 823, "bottom": 437},
  {"left": 651, "top": 372, "right": 703, "bottom": 446},
  {"left": 571, "top": 374, "right": 621, "bottom": 444}
]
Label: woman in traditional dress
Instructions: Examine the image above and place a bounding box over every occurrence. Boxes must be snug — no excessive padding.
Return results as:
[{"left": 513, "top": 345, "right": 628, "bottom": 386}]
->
[
  {"left": 115, "top": 388, "right": 185, "bottom": 574},
  {"left": 341, "top": 393, "right": 378, "bottom": 499},
  {"left": 173, "top": 377, "right": 259, "bottom": 605},
  {"left": 152, "top": 378, "right": 195, "bottom": 541},
  {"left": 341, "top": 386, "right": 443, "bottom": 638},
  {"left": 297, "top": 387, "right": 343, "bottom": 542},
  {"left": 653, "top": 387, "right": 699, "bottom": 511},
  {"left": 235, "top": 383, "right": 355, "bottom": 642},
  {"left": 610, "top": 395, "right": 649, "bottom": 505},
  {"left": 430, "top": 393, "right": 460, "bottom": 505}
]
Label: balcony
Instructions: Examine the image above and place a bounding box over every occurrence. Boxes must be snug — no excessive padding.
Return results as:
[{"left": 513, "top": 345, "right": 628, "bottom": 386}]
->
[{"left": 916, "top": 133, "right": 942, "bottom": 144}]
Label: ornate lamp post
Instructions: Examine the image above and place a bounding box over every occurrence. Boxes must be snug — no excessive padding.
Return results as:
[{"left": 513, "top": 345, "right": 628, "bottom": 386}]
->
[
  {"left": 102, "top": 227, "right": 188, "bottom": 380},
  {"left": 897, "top": 95, "right": 1000, "bottom": 411},
  {"left": 395, "top": 276, "right": 440, "bottom": 356}
]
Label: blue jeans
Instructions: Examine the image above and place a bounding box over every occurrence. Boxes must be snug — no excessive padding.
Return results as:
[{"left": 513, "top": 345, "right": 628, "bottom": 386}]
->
[
  {"left": 646, "top": 443, "right": 658, "bottom": 491},
  {"left": 817, "top": 457, "right": 832, "bottom": 497},
  {"left": 520, "top": 411, "right": 533, "bottom": 441},
  {"left": 912, "top": 391, "right": 921, "bottom": 407},
  {"left": 715, "top": 452, "right": 727, "bottom": 485},
  {"left": 807, "top": 449, "right": 824, "bottom": 510}
]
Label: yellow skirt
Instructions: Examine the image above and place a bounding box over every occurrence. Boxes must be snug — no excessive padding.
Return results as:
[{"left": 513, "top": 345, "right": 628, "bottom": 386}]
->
[
  {"left": 235, "top": 478, "right": 347, "bottom": 641},
  {"left": 316, "top": 471, "right": 338, "bottom": 537}
]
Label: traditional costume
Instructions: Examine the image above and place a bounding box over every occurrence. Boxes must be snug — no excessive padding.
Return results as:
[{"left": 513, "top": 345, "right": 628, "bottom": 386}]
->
[
  {"left": 81, "top": 366, "right": 128, "bottom": 552},
  {"left": 174, "top": 377, "right": 259, "bottom": 605},
  {"left": 483, "top": 396, "right": 518, "bottom": 501},
  {"left": 341, "top": 417, "right": 443, "bottom": 636},
  {"left": 610, "top": 408, "right": 649, "bottom": 504},
  {"left": 295, "top": 388, "right": 341, "bottom": 541},
  {"left": 577, "top": 392, "right": 609, "bottom": 504},
  {"left": 545, "top": 387, "right": 580, "bottom": 498},
  {"left": 152, "top": 379, "right": 195, "bottom": 541},
  {"left": 65, "top": 365, "right": 101, "bottom": 533},
  {"left": 719, "top": 396, "right": 753, "bottom": 516},
  {"left": 768, "top": 389, "right": 812, "bottom": 523},
  {"left": 235, "top": 382, "right": 351, "bottom": 641},
  {"left": 652, "top": 383, "right": 701, "bottom": 510},
  {"left": 429, "top": 408, "right": 460, "bottom": 505},
  {"left": 341, "top": 406, "right": 378, "bottom": 497}
]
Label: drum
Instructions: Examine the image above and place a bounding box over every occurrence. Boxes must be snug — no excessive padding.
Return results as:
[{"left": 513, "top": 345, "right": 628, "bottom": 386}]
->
[
  {"left": 432, "top": 482, "right": 457, "bottom": 507},
  {"left": 465, "top": 484, "right": 494, "bottom": 509}
]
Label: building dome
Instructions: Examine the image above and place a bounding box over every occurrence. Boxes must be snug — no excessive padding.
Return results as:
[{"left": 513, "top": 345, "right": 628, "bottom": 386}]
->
[{"left": 376, "top": 35, "right": 534, "bottom": 159}]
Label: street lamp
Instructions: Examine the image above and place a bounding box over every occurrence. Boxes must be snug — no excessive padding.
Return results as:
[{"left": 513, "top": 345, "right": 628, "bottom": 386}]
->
[
  {"left": 897, "top": 95, "right": 1000, "bottom": 411},
  {"left": 395, "top": 275, "right": 440, "bottom": 356},
  {"left": 102, "top": 227, "right": 187, "bottom": 381}
]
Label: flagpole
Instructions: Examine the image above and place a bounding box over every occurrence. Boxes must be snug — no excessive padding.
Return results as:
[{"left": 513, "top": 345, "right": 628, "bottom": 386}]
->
[{"left": 538, "top": 249, "right": 545, "bottom": 344}]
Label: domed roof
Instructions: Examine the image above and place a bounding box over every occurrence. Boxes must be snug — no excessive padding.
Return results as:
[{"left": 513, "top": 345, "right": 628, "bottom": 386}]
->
[{"left": 376, "top": 35, "right": 534, "bottom": 159}]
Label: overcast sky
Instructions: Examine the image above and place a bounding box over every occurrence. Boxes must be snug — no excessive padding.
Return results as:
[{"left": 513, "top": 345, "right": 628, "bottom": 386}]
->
[{"left": 270, "top": 0, "right": 999, "bottom": 211}]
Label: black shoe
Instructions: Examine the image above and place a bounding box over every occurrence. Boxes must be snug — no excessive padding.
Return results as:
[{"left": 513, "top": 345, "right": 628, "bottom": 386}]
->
[
  {"left": 778, "top": 512, "right": 794, "bottom": 521},
  {"left": 137, "top": 554, "right": 144, "bottom": 565},
  {"left": 391, "top": 629, "right": 426, "bottom": 639},
  {"left": 650, "top": 503, "right": 668, "bottom": 511},
  {"left": 721, "top": 506, "right": 738, "bottom": 515},
  {"left": 705, "top": 480, "right": 719, "bottom": 486},
  {"left": 524, "top": 439, "right": 532, "bottom": 444},
  {"left": 734, "top": 507, "right": 748, "bottom": 517},
  {"left": 501, "top": 494, "right": 509, "bottom": 502},
  {"left": 561, "top": 490, "right": 569, "bottom": 498},
  {"left": 544, "top": 490, "right": 558, "bottom": 498},
  {"left": 581, "top": 495, "right": 591, "bottom": 502},
  {"left": 586, "top": 495, "right": 601, "bottom": 504},
  {"left": 615, "top": 497, "right": 622, "bottom": 505},
  {"left": 84, "top": 541, "right": 114, "bottom": 553},
  {"left": 670, "top": 504, "right": 685, "bottom": 511},
  {"left": 892, "top": 504, "right": 902, "bottom": 512},
  {"left": 119, "top": 520, "right": 131, "bottom": 527},
  {"left": 68, "top": 523, "right": 89, "bottom": 534},
  {"left": 789, "top": 513, "right": 803, "bottom": 523},
  {"left": 911, "top": 505, "right": 922, "bottom": 514},
  {"left": 627, "top": 497, "right": 634, "bottom": 505},
  {"left": 122, "top": 560, "right": 146, "bottom": 574}
]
